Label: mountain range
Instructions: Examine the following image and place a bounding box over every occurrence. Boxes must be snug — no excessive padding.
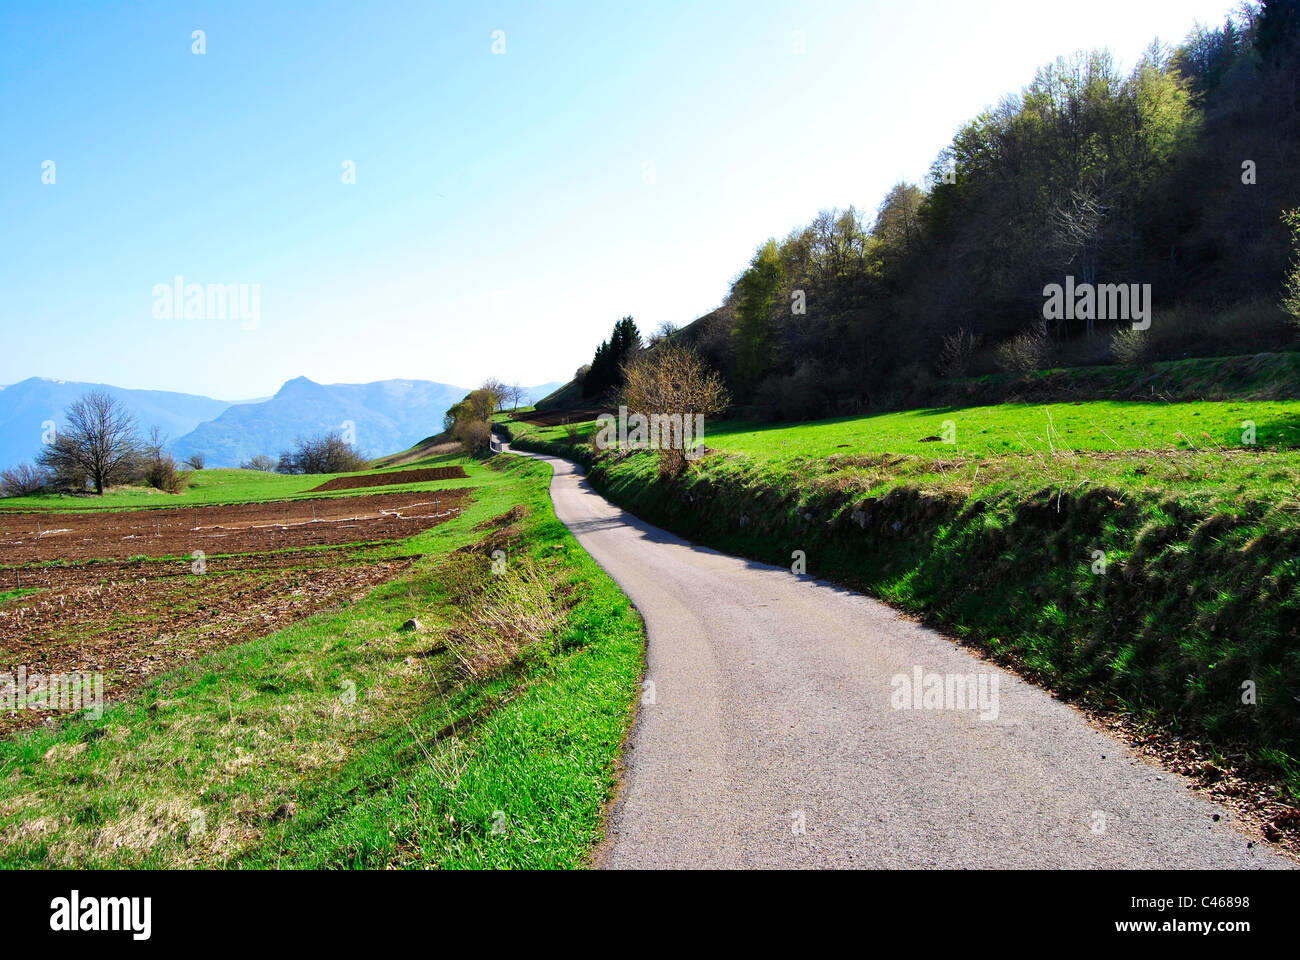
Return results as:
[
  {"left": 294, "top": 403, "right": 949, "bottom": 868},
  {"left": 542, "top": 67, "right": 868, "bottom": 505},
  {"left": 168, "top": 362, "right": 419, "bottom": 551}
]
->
[{"left": 0, "top": 377, "right": 561, "bottom": 470}]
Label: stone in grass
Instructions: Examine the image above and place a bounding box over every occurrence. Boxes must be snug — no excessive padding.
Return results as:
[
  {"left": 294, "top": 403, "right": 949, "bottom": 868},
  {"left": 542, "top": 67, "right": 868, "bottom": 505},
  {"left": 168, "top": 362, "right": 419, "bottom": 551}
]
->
[{"left": 400, "top": 618, "right": 423, "bottom": 632}]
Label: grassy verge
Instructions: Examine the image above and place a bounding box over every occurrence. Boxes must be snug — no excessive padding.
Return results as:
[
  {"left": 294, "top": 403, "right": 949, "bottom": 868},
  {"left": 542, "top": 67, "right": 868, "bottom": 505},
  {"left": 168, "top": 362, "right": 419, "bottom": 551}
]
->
[
  {"left": 511, "top": 399, "right": 1300, "bottom": 798},
  {"left": 0, "top": 454, "right": 644, "bottom": 868}
]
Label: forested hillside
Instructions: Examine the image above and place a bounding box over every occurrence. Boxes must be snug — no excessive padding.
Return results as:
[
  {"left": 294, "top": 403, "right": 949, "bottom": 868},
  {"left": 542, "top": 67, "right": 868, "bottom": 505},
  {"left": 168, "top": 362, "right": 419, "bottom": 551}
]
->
[{"left": 641, "top": 2, "right": 1300, "bottom": 419}]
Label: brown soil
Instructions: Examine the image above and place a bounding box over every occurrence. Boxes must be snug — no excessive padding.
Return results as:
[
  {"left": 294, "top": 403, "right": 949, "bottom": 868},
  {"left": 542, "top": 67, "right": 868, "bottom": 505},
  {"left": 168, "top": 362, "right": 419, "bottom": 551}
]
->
[
  {"left": 0, "top": 489, "right": 471, "bottom": 564},
  {"left": 0, "top": 552, "right": 415, "bottom": 735},
  {"left": 0, "top": 489, "right": 475, "bottom": 736},
  {"left": 308, "top": 466, "right": 468, "bottom": 492}
]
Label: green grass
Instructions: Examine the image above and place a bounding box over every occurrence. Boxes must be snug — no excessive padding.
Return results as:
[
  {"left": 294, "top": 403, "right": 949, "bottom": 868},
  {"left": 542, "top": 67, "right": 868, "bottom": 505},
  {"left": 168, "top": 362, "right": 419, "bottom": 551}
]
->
[
  {"left": 0, "top": 587, "right": 41, "bottom": 604},
  {"left": 510, "top": 397, "right": 1300, "bottom": 797},
  {"left": 512, "top": 398, "right": 1300, "bottom": 457},
  {"left": 0, "top": 453, "right": 644, "bottom": 868}
]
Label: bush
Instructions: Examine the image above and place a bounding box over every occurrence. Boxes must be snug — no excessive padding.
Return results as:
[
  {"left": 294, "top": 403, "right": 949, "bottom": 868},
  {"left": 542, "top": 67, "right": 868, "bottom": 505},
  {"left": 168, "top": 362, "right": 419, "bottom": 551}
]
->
[
  {"left": 1109, "top": 327, "right": 1149, "bottom": 365},
  {"left": 993, "top": 321, "right": 1054, "bottom": 373},
  {"left": 143, "top": 451, "right": 188, "bottom": 494},
  {"left": 1284, "top": 209, "right": 1300, "bottom": 329},
  {"left": 0, "top": 463, "right": 49, "bottom": 497},
  {"left": 183, "top": 452, "right": 207, "bottom": 470},
  {"left": 936, "top": 329, "right": 980, "bottom": 378},
  {"left": 240, "top": 454, "right": 276, "bottom": 472},
  {"left": 276, "top": 432, "right": 369, "bottom": 474},
  {"left": 137, "top": 427, "right": 188, "bottom": 494},
  {"left": 1142, "top": 299, "right": 1291, "bottom": 360},
  {"left": 453, "top": 418, "right": 492, "bottom": 455}
]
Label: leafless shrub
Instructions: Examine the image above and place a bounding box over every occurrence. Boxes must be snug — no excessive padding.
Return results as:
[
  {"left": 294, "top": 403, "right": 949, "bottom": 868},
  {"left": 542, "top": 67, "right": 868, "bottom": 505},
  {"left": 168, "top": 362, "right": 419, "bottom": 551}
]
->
[
  {"left": 1110, "top": 327, "right": 1149, "bottom": 365},
  {"left": 182, "top": 452, "right": 207, "bottom": 470},
  {"left": 276, "top": 432, "right": 368, "bottom": 474},
  {"left": 1283, "top": 209, "right": 1300, "bottom": 330},
  {"left": 240, "top": 454, "right": 276, "bottom": 471},
  {"left": 937, "top": 328, "right": 981, "bottom": 378},
  {"left": 453, "top": 418, "right": 492, "bottom": 455},
  {"left": 993, "top": 320, "right": 1055, "bottom": 373},
  {"left": 0, "top": 463, "right": 49, "bottom": 497},
  {"left": 141, "top": 427, "right": 188, "bottom": 494}
]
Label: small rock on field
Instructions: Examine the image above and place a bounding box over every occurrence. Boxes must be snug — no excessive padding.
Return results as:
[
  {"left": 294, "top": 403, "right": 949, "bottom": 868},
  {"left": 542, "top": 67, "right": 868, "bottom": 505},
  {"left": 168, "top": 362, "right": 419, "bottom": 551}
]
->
[{"left": 401, "top": 618, "right": 422, "bottom": 632}]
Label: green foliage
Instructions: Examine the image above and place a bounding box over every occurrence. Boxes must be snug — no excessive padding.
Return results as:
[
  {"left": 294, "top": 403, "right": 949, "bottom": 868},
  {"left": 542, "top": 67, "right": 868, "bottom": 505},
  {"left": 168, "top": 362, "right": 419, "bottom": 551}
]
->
[
  {"left": 731, "top": 240, "right": 782, "bottom": 392},
  {"left": 583, "top": 316, "right": 642, "bottom": 399},
  {"left": 646, "top": 10, "right": 1300, "bottom": 421}
]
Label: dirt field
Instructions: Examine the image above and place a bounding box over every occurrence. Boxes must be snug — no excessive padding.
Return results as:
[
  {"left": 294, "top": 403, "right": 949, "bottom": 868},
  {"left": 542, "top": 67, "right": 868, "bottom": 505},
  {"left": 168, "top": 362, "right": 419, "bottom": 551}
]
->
[
  {"left": 0, "top": 489, "right": 471, "bottom": 564},
  {"left": 0, "top": 489, "right": 473, "bottom": 735},
  {"left": 308, "top": 465, "right": 468, "bottom": 492}
]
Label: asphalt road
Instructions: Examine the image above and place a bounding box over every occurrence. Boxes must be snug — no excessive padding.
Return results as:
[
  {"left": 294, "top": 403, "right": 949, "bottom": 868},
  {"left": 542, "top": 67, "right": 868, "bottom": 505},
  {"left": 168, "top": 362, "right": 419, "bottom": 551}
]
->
[{"left": 511, "top": 445, "right": 1291, "bottom": 869}]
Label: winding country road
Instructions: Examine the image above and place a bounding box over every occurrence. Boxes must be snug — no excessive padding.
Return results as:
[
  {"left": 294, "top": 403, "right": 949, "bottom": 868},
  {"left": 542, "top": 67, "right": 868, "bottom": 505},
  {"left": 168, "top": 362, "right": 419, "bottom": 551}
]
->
[{"left": 511, "top": 445, "right": 1292, "bottom": 869}]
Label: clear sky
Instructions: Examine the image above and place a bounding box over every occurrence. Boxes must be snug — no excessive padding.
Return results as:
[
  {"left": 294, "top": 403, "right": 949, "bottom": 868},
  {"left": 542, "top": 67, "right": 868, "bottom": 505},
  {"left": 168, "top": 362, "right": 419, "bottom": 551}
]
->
[{"left": 1, "top": 0, "right": 1240, "bottom": 400}]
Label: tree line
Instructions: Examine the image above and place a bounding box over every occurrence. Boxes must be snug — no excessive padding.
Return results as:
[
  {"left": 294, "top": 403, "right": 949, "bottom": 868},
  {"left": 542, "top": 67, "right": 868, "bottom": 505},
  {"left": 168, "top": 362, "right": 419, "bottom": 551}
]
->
[{"left": 658, "top": 1, "right": 1300, "bottom": 419}]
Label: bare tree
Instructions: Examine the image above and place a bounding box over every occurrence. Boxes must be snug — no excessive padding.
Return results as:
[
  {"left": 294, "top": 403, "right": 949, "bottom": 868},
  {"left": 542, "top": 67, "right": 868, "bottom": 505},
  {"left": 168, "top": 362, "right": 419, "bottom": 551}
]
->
[
  {"left": 647, "top": 320, "right": 680, "bottom": 347},
  {"left": 507, "top": 382, "right": 527, "bottom": 411},
  {"left": 479, "top": 378, "right": 508, "bottom": 413},
  {"left": 1049, "top": 181, "right": 1109, "bottom": 339},
  {"left": 620, "top": 344, "right": 730, "bottom": 476},
  {"left": 37, "top": 390, "right": 141, "bottom": 494}
]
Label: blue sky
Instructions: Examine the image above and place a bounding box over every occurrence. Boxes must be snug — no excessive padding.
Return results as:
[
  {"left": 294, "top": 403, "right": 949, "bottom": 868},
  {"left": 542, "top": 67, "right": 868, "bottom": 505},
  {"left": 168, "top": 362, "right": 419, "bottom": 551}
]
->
[{"left": 1, "top": 0, "right": 1240, "bottom": 399}]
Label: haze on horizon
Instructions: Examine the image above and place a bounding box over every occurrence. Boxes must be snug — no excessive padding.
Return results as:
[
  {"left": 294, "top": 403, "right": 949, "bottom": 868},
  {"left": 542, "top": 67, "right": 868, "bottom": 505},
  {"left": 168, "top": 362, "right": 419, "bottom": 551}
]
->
[{"left": 0, "top": 0, "right": 1240, "bottom": 399}]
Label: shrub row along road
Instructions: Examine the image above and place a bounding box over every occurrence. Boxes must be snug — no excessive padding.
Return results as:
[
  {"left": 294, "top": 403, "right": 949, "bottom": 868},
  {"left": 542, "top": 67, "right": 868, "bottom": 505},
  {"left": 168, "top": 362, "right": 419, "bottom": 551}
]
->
[{"left": 508, "top": 446, "right": 1291, "bottom": 869}]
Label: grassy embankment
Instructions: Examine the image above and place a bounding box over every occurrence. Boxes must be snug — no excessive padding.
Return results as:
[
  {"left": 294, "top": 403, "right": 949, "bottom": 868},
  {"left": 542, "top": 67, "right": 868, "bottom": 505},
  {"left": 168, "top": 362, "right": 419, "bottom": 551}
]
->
[
  {"left": 509, "top": 393, "right": 1300, "bottom": 796},
  {"left": 0, "top": 452, "right": 644, "bottom": 868}
]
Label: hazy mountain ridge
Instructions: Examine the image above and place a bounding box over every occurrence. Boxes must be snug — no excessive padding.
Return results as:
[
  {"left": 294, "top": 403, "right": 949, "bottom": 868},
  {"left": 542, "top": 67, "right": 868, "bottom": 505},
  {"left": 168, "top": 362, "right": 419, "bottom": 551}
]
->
[
  {"left": 0, "top": 377, "right": 564, "bottom": 470},
  {"left": 0, "top": 378, "right": 235, "bottom": 473}
]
